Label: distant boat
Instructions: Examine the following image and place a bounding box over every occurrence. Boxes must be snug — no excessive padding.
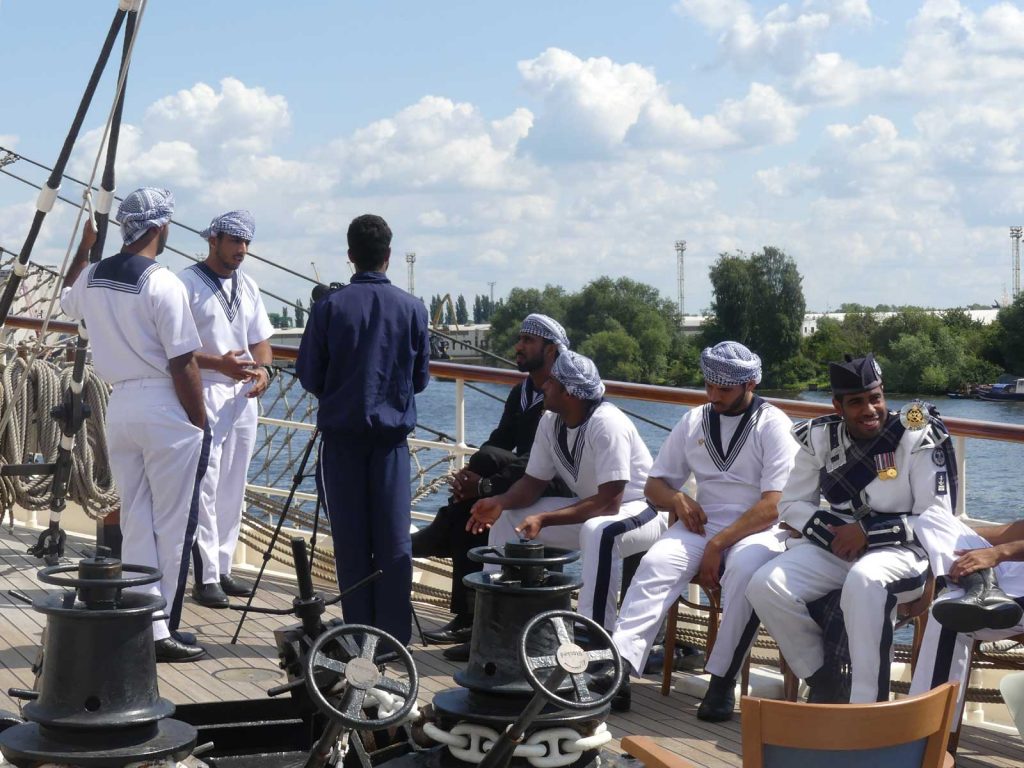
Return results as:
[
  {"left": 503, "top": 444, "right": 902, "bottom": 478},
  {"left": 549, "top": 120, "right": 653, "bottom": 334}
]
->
[{"left": 977, "top": 378, "right": 1024, "bottom": 401}]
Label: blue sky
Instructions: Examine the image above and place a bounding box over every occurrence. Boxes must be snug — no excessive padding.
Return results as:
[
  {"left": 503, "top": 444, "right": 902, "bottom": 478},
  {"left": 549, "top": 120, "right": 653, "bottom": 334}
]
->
[{"left": 2, "top": 1, "right": 1023, "bottom": 317}]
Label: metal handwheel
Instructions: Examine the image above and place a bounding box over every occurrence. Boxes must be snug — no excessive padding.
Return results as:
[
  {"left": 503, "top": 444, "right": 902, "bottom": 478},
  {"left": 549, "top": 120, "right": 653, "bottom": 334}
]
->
[
  {"left": 303, "top": 624, "right": 419, "bottom": 729},
  {"left": 518, "top": 610, "right": 624, "bottom": 711}
]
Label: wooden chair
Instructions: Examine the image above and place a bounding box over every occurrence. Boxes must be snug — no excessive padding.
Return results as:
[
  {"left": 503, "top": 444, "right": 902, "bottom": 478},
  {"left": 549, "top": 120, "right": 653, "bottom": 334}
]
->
[
  {"left": 740, "top": 682, "right": 958, "bottom": 768},
  {"left": 660, "top": 579, "right": 755, "bottom": 696},
  {"left": 619, "top": 686, "right": 957, "bottom": 768},
  {"left": 947, "top": 630, "right": 1024, "bottom": 753}
]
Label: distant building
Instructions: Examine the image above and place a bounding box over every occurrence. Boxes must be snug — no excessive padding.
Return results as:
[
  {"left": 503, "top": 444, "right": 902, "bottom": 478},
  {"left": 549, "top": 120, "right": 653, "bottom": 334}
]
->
[{"left": 431, "top": 323, "right": 491, "bottom": 360}]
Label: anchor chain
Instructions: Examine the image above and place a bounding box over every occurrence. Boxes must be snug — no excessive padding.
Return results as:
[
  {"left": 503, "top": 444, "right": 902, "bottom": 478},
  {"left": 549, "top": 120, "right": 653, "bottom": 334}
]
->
[{"left": 420, "top": 721, "right": 611, "bottom": 767}]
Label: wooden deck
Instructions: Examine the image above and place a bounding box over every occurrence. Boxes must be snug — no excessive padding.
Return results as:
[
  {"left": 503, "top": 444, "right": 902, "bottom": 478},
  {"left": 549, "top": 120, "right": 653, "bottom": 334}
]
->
[{"left": 1, "top": 525, "right": 1022, "bottom": 767}]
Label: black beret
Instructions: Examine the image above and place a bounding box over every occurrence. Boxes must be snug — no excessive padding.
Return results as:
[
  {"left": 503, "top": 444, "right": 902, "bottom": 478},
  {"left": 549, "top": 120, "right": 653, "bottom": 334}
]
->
[{"left": 829, "top": 353, "right": 883, "bottom": 395}]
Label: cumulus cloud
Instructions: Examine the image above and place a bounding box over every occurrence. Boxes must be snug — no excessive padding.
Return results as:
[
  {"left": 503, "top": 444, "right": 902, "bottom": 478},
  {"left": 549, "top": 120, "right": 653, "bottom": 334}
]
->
[
  {"left": 520, "top": 48, "right": 802, "bottom": 157},
  {"left": 327, "top": 96, "right": 535, "bottom": 191},
  {"left": 673, "top": 0, "right": 869, "bottom": 74}
]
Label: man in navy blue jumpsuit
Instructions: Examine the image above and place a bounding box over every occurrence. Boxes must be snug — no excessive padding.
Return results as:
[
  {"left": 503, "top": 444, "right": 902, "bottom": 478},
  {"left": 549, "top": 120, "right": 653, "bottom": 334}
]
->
[{"left": 297, "top": 214, "right": 431, "bottom": 644}]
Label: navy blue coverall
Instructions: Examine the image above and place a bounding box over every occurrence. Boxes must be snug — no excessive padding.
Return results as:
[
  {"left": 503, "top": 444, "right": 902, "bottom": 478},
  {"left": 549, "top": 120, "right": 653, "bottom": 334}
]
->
[{"left": 296, "top": 271, "right": 430, "bottom": 644}]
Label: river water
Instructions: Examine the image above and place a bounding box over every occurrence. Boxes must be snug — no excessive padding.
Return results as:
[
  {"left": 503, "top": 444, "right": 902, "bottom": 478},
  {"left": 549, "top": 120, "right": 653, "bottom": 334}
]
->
[{"left": 412, "top": 380, "right": 1024, "bottom": 524}]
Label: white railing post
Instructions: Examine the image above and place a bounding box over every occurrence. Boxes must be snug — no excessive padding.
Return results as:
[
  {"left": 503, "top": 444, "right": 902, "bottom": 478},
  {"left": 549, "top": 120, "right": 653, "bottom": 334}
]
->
[
  {"left": 956, "top": 435, "right": 967, "bottom": 517},
  {"left": 455, "top": 376, "right": 467, "bottom": 469}
]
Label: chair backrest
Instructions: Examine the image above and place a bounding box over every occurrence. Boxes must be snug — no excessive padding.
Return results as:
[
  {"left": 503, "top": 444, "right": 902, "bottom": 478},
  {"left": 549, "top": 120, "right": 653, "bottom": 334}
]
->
[
  {"left": 740, "top": 683, "right": 958, "bottom": 768},
  {"left": 1000, "top": 671, "right": 1024, "bottom": 739}
]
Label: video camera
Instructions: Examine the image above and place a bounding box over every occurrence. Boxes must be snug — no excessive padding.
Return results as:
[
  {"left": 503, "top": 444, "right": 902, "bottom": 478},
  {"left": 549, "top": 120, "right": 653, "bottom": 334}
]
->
[{"left": 310, "top": 281, "right": 344, "bottom": 305}]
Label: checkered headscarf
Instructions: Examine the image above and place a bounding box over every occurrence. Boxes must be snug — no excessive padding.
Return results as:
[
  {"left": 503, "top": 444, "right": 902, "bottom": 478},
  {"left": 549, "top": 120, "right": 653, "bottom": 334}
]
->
[
  {"left": 200, "top": 209, "right": 255, "bottom": 241},
  {"left": 551, "top": 350, "right": 605, "bottom": 400},
  {"left": 117, "top": 187, "right": 175, "bottom": 245},
  {"left": 700, "top": 341, "right": 762, "bottom": 386},
  {"left": 520, "top": 313, "right": 570, "bottom": 350}
]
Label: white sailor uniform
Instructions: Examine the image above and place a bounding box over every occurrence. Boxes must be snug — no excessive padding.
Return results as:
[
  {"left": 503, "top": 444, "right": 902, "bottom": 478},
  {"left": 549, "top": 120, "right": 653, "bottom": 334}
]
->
[
  {"left": 61, "top": 254, "right": 208, "bottom": 642},
  {"left": 746, "top": 412, "right": 953, "bottom": 703},
  {"left": 179, "top": 263, "right": 274, "bottom": 586},
  {"left": 909, "top": 510, "right": 1024, "bottom": 727},
  {"left": 613, "top": 397, "right": 797, "bottom": 678},
  {"left": 485, "top": 401, "right": 667, "bottom": 629}
]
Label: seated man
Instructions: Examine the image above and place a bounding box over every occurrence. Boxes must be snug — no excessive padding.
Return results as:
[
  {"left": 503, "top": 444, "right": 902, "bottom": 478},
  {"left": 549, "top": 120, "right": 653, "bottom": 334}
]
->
[
  {"left": 412, "top": 314, "right": 570, "bottom": 648},
  {"left": 910, "top": 511, "right": 1023, "bottom": 730},
  {"left": 747, "top": 354, "right": 952, "bottom": 704},
  {"left": 612, "top": 341, "right": 798, "bottom": 722},
  {"left": 467, "top": 351, "right": 667, "bottom": 636}
]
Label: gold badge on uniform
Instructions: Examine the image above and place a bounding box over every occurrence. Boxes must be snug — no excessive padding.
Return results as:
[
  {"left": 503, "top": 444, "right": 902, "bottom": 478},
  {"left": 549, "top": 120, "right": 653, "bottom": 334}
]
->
[
  {"left": 874, "top": 451, "right": 898, "bottom": 480},
  {"left": 900, "top": 401, "right": 927, "bottom": 431}
]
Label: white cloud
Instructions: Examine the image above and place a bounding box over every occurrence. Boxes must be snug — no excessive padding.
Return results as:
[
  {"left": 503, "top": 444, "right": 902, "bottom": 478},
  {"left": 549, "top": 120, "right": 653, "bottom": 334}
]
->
[{"left": 327, "top": 96, "right": 535, "bottom": 191}]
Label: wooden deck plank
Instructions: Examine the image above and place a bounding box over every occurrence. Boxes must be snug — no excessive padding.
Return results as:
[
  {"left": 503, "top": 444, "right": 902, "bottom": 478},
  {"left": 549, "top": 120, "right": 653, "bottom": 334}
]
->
[{"left": 0, "top": 524, "right": 1021, "bottom": 767}]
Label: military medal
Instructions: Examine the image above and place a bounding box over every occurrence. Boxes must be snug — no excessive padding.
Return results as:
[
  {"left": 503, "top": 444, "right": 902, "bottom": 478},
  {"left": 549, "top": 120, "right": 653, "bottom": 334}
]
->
[
  {"left": 875, "top": 451, "right": 898, "bottom": 480},
  {"left": 900, "top": 401, "right": 927, "bottom": 431}
]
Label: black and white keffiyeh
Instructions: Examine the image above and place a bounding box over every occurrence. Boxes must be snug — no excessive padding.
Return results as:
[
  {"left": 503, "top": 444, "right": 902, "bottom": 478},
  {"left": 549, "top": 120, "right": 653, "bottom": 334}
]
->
[
  {"left": 700, "top": 341, "right": 762, "bottom": 386},
  {"left": 117, "top": 187, "right": 175, "bottom": 245},
  {"left": 520, "top": 313, "right": 570, "bottom": 349},
  {"left": 550, "top": 350, "right": 605, "bottom": 401},
  {"left": 200, "top": 209, "right": 256, "bottom": 241}
]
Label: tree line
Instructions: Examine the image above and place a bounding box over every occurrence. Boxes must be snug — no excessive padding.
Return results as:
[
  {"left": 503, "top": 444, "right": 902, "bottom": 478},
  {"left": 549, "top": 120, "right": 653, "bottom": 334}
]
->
[
  {"left": 428, "top": 294, "right": 498, "bottom": 325},
  {"left": 483, "top": 246, "right": 1024, "bottom": 395}
]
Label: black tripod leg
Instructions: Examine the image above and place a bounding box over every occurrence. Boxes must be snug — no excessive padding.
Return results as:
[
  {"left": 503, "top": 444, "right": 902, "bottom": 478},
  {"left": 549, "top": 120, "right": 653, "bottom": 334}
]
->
[{"left": 231, "top": 427, "right": 320, "bottom": 644}]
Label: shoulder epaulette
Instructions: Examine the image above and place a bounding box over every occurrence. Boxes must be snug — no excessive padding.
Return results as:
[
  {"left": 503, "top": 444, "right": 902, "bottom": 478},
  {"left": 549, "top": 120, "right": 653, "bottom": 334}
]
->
[
  {"left": 791, "top": 413, "right": 839, "bottom": 454},
  {"left": 911, "top": 416, "right": 950, "bottom": 454}
]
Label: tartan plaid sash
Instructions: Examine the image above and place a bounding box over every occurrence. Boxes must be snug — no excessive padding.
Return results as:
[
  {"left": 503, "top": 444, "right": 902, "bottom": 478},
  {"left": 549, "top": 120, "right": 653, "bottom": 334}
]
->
[{"left": 819, "top": 413, "right": 905, "bottom": 511}]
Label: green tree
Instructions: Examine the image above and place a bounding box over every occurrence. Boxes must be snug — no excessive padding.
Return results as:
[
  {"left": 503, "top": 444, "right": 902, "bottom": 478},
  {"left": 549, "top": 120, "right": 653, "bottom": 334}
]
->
[
  {"left": 455, "top": 294, "right": 469, "bottom": 324},
  {"left": 994, "top": 294, "right": 1024, "bottom": 375},
  {"left": 703, "top": 247, "right": 806, "bottom": 386},
  {"left": 579, "top": 328, "right": 643, "bottom": 382},
  {"left": 487, "top": 286, "right": 568, "bottom": 356}
]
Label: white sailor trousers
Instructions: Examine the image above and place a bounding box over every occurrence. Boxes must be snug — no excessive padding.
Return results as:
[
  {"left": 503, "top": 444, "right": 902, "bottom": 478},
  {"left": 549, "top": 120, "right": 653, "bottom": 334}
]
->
[
  {"left": 106, "top": 381, "right": 207, "bottom": 641},
  {"left": 612, "top": 520, "right": 788, "bottom": 678},
  {"left": 746, "top": 537, "right": 929, "bottom": 703},
  {"left": 486, "top": 498, "right": 668, "bottom": 629},
  {"left": 193, "top": 380, "right": 258, "bottom": 584},
  {"left": 910, "top": 509, "right": 1024, "bottom": 729}
]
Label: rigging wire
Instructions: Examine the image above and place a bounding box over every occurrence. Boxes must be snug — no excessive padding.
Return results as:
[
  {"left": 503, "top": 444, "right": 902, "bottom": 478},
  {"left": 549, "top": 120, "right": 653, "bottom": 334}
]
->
[{"left": 0, "top": 145, "right": 318, "bottom": 285}]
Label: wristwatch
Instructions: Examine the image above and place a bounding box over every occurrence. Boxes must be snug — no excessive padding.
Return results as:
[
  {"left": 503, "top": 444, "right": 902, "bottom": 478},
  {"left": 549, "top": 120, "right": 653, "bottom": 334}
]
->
[{"left": 477, "top": 478, "right": 493, "bottom": 497}]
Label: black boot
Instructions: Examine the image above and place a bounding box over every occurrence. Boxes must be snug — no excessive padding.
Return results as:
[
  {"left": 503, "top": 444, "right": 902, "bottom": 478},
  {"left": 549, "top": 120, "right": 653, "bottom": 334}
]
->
[
  {"left": 696, "top": 674, "right": 736, "bottom": 722},
  {"left": 805, "top": 666, "right": 843, "bottom": 704},
  {"left": 932, "top": 569, "right": 1024, "bottom": 633},
  {"left": 610, "top": 677, "right": 631, "bottom": 713}
]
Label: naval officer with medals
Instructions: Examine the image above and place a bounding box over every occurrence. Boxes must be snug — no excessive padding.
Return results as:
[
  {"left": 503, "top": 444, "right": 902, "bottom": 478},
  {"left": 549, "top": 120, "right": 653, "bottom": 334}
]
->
[{"left": 746, "top": 353, "right": 957, "bottom": 703}]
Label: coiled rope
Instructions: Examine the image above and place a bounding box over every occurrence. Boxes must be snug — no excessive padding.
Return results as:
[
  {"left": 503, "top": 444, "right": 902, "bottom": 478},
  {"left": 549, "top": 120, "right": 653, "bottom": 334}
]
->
[{"left": 0, "top": 352, "right": 117, "bottom": 519}]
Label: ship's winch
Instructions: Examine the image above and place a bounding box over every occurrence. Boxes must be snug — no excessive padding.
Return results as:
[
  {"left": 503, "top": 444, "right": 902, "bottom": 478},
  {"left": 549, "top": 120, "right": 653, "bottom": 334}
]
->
[{"left": 0, "top": 549, "right": 197, "bottom": 767}]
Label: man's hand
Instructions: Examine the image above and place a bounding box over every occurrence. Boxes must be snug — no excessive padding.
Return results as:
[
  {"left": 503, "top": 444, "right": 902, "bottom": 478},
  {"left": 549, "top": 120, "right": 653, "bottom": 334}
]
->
[
  {"left": 698, "top": 541, "right": 723, "bottom": 589},
  {"left": 217, "top": 350, "right": 259, "bottom": 382},
  {"left": 449, "top": 469, "right": 482, "bottom": 503},
  {"left": 467, "top": 497, "right": 502, "bottom": 535},
  {"left": 246, "top": 367, "right": 270, "bottom": 398},
  {"left": 81, "top": 218, "right": 97, "bottom": 251},
  {"left": 515, "top": 514, "right": 545, "bottom": 540},
  {"left": 829, "top": 523, "right": 867, "bottom": 562},
  {"left": 672, "top": 494, "right": 707, "bottom": 535},
  {"left": 949, "top": 547, "right": 1002, "bottom": 581}
]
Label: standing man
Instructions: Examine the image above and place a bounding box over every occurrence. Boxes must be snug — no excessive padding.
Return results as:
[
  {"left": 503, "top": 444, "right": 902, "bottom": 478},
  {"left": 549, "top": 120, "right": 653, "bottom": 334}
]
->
[
  {"left": 612, "top": 341, "right": 797, "bottom": 721},
  {"left": 467, "top": 351, "right": 667, "bottom": 636},
  {"left": 180, "top": 210, "right": 274, "bottom": 608},
  {"left": 297, "top": 214, "right": 431, "bottom": 645},
  {"left": 747, "top": 354, "right": 953, "bottom": 703},
  {"left": 61, "top": 188, "right": 209, "bottom": 663},
  {"left": 413, "top": 314, "right": 571, "bottom": 648},
  {"left": 909, "top": 513, "right": 1023, "bottom": 731}
]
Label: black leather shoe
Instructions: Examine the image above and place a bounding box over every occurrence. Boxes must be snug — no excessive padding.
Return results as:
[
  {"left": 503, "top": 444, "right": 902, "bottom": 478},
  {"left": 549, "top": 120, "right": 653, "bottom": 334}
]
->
[
  {"left": 192, "top": 582, "right": 230, "bottom": 608},
  {"left": 644, "top": 644, "right": 706, "bottom": 674},
  {"left": 423, "top": 615, "right": 473, "bottom": 644},
  {"left": 610, "top": 677, "right": 631, "bottom": 713},
  {"left": 155, "top": 637, "right": 207, "bottom": 663},
  {"left": 171, "top": 630, "right": 196, "bottom": 646},
  {"left": 696, "top": 674, "right": 735, "bottom": 722},
  {"left": 932, "top": 569, "right": 1024, "bottom": 633},
  {"left": 220, "top": 574, "right": 254, "bottom": 597},
  {"left": 442, "top": 642, "right": 471, "bottom": 662}
]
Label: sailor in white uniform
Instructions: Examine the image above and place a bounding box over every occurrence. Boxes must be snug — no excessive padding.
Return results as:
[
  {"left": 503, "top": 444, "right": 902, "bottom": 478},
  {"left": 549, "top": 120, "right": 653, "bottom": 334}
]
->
[
  {"left": 746, "top": 354, "right": 952, "bottom": 703},
  {"left": 909, "top": 512, "right": 1024, "bottom": 731},
  {"left": 467, "top": 350, "right": 667, "bottom": 635},
  {"left": 612, "top": 341, "right": 797, "bottom": 721},
  {"left": 179, "top": 210, "right": 274, "bottom": 608},
  {"left": 60, "top": 187, "right": 209, "bottom": 663}
]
